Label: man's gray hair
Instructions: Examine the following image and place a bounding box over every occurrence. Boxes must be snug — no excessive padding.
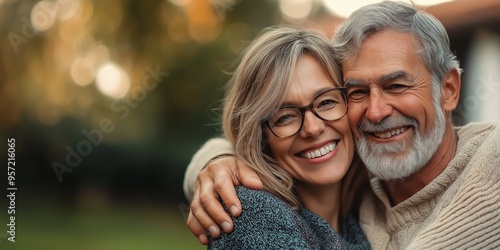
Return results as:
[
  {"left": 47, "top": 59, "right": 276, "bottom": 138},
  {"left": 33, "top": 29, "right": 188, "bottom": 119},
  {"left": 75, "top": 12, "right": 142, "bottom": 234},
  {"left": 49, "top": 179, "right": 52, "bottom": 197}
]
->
[{"left": 333, "top": 0, "right": 461, "bottom": 83}]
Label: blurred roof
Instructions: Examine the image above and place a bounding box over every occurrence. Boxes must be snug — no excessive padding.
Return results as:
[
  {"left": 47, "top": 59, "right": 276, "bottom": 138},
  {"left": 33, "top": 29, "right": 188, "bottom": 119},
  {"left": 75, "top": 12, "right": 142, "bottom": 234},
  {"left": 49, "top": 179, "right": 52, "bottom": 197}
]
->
[
  {"left": 425, "top": 0, "right": 500, "bottom": 31},
  {"left": 309, "top": 0, "right": 500, "bottom": 36}
]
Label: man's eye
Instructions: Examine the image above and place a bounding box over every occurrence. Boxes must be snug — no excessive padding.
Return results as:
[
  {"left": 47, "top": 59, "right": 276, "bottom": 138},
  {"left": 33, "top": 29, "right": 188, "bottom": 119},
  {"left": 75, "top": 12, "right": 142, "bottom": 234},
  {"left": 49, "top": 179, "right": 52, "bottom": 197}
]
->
[
  {"left": 386, "top": 84, "right": 409, "bottom": 93},
  {"left": 348, "top": 89, "right": 368, "bottom": 101}
]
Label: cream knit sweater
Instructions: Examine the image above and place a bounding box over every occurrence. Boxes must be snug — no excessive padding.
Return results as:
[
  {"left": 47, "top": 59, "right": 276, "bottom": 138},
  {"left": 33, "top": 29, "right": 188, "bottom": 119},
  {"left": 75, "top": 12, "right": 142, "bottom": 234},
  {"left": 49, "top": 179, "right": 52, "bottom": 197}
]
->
[
  {"left": 360, "top": 121, "right": 500, "bottom": 250},
  {"left": 183, "top": 121, "right": 500, "bottom": 249}
]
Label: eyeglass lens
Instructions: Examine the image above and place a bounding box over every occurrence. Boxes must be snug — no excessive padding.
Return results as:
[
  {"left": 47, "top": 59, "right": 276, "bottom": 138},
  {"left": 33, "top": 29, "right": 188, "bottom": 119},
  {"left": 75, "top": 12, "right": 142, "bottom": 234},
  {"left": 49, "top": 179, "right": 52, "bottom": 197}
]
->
[{"left": 267, "top": 89, "right": 347, "bottom": 138}]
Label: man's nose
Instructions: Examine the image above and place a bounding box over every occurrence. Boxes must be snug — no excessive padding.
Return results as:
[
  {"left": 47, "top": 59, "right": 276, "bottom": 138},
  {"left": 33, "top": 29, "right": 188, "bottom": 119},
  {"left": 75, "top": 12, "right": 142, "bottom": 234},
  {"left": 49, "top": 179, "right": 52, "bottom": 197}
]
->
[{"left": 366, "top": 91, "right": 393, "bottom": 123}]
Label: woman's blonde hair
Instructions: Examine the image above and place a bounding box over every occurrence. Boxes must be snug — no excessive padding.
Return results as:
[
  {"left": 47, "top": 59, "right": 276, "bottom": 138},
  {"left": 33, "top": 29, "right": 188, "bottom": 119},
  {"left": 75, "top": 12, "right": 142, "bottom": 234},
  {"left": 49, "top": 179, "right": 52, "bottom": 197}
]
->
[{"left": 222, "top": 26, "right": 348, "bottom": 210}]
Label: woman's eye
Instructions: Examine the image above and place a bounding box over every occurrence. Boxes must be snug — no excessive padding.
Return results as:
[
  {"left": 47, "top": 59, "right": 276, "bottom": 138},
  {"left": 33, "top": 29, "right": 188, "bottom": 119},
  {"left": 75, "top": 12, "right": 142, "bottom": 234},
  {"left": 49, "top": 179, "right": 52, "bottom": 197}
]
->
[
  {"left": 316, "top": 99, "right": 336, "bottom": 110},
  {"left": 274, "top": 114, "right": 298, "bottom": 126}
]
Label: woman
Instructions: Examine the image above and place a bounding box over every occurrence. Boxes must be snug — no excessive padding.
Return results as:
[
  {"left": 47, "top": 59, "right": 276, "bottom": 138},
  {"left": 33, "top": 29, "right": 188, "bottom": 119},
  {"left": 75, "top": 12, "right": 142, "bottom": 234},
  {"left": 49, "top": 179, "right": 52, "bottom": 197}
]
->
[{"left": 207, "top": 26, "right": 370, "bottom": 249}]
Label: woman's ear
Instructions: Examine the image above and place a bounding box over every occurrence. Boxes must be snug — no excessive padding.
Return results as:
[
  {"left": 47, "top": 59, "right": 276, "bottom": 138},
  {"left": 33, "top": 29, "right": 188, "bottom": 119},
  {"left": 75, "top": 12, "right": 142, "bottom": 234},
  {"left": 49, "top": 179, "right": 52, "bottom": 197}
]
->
[{"left": 441, "top": 68, "right": 461, "bottom": 112}]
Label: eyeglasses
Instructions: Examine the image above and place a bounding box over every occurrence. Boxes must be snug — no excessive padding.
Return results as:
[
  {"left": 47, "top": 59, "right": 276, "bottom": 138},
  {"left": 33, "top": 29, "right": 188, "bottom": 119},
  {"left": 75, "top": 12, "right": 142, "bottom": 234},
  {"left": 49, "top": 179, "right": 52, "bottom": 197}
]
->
[{"left": 264, "top": 87, "right": 348, "bottom": 138}]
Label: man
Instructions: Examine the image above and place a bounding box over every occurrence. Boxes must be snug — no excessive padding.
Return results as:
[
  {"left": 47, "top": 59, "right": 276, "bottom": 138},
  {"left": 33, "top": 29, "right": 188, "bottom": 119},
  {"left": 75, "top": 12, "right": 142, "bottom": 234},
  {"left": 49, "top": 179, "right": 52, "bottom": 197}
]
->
[{"left": 184, "top": 1, "right": 500, "bottom": 249}]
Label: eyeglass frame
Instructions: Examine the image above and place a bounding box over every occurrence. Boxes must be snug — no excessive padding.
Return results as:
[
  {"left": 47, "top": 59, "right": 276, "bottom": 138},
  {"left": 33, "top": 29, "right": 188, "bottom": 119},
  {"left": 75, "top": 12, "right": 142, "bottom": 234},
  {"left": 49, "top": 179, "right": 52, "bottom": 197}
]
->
[{"left": 263, "top": 87, "right": 348, "bottom": 138}]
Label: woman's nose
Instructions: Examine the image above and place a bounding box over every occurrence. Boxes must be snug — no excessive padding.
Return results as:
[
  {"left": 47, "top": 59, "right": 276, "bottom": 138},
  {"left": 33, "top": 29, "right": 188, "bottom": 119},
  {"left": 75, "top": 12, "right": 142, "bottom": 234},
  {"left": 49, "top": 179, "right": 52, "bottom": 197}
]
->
[{"left": 299, "top": 110, "right": 325, "bottom": 138}]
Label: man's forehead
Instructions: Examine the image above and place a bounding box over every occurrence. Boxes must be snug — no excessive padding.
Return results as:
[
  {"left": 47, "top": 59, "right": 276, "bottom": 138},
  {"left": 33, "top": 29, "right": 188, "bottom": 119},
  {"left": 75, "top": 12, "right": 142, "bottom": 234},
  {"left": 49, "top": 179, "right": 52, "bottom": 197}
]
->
[{"left": 341, "top": 30, "right": 420, "bottom": 65}]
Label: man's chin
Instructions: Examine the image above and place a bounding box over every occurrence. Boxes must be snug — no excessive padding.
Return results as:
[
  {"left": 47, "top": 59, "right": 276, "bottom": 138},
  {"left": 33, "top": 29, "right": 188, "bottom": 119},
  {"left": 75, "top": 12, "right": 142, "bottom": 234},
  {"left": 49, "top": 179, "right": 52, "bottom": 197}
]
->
[{"left": 363, "top": 156, "right": 423, "bottom": 181}]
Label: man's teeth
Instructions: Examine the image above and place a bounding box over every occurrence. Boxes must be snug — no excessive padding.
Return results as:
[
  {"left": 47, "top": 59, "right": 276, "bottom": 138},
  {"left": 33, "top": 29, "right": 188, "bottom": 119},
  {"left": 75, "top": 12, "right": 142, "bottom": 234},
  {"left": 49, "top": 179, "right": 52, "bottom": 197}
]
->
[
  {"left": 374, "top": 127, "right": 407, "bottom": 139},
  {"left": 302, "top": 142, "right": 337, "bottom": 159}
]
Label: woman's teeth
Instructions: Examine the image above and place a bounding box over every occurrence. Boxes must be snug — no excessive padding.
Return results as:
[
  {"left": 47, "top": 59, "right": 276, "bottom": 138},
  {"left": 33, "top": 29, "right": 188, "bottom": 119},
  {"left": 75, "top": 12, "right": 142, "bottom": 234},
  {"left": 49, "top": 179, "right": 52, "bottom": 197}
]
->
[{"left": 302, "top": 142, "right": 337, "bottom": 159}]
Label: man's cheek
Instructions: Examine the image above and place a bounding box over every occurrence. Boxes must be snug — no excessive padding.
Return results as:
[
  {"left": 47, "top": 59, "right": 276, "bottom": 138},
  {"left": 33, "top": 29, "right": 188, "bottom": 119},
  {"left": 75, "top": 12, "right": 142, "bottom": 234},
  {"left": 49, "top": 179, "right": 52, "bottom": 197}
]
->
[{"left": 346, "top": 112, "right": 359, "bottom": 130}]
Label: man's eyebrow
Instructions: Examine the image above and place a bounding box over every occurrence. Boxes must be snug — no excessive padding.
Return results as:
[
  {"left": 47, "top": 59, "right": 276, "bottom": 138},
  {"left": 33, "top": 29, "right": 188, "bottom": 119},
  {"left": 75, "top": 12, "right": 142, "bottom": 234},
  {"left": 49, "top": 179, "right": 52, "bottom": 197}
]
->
[
  {"left": 344, "top": 71, "right": 411, "bottom": 88},
  {"left": 380, "top": 71, "right": 411, "bottom": 82},
  {"left": 343, "top": 79, "right": 365, "bottom": 88}
]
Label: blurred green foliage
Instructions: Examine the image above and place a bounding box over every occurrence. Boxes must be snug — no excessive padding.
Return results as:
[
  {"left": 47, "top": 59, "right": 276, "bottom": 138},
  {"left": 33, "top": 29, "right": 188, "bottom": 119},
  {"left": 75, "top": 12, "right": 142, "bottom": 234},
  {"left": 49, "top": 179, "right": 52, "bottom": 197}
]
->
[
  {"left": 0, "top": 0, "right": 280, "bottom": 203},
  {"left": 0, "top": 203, "right": 204, "bottom": 250},
  {"left": 0, "top": 0, "right": 284, "bottom": 248}
]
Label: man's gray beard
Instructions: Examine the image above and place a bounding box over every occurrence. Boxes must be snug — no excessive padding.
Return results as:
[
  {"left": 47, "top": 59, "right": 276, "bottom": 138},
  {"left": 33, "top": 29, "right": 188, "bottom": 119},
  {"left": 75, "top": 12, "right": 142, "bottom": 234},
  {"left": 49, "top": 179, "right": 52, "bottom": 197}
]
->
[{"left": 355, "top": 103, "right": 446, "bottom": 181}]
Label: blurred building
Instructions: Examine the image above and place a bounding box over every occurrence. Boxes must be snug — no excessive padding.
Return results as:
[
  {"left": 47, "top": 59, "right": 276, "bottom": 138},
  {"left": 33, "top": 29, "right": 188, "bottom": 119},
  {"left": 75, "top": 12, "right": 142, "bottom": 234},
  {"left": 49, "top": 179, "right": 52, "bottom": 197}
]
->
[{"left": 426, "top": 0, "right": 500, "bottom": 124}]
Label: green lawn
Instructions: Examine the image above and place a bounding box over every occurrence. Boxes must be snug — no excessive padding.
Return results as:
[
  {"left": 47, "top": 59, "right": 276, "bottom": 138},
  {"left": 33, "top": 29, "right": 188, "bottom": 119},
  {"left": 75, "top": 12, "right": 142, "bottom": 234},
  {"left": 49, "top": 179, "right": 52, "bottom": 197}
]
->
[{"left": 0, "top": 203, "right": 205, "bottom": 250}]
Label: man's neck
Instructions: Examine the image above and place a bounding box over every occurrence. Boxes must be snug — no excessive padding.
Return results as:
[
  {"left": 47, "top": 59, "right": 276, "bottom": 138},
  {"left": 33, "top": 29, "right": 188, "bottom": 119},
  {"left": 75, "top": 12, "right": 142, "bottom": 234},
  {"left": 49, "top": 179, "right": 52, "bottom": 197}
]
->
[{"left": 384, "top": 124, "right": 458, "bottom": 205}]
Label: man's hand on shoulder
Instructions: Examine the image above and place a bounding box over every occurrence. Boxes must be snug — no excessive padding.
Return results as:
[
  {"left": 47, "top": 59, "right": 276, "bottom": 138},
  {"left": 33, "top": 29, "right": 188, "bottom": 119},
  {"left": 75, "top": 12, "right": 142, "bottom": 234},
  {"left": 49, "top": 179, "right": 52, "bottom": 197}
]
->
[{"left": 187, "top": 155, "right": 263, "bottom": 244}]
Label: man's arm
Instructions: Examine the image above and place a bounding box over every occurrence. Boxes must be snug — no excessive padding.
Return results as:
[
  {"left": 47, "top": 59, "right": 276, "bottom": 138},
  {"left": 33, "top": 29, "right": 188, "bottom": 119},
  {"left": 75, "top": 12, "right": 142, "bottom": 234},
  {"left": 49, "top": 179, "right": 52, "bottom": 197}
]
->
[
  {"left": 183, "top": 137, "right": 264, "bottom": 244},
  {"left": 183, "top": 137, "right": 234, "bottom": 201}
]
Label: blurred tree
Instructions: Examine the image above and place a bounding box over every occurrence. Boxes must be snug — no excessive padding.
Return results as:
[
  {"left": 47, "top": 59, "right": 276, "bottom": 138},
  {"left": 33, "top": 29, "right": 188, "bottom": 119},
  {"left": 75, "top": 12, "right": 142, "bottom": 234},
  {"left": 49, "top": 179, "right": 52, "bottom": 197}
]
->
[{"left": 0, "top": 0, "right": 282, "bottom": 207}]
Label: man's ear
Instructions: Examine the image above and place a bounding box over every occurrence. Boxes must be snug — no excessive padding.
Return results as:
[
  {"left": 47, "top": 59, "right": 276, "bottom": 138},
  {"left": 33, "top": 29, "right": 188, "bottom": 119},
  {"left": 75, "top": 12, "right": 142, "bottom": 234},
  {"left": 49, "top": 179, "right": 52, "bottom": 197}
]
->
[{"left": 441, "top": 68, "right": 461, "bottom": 112}]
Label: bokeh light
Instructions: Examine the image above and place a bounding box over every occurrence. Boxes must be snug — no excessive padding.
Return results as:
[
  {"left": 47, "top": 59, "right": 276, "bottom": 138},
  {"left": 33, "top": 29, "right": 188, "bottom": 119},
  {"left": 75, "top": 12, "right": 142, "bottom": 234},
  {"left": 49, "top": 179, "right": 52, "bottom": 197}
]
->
[
  {"left": 71, "top": 57, "right": 94, "bottom": 86},
  {"left": 322, "top": 0, "right": 378, "bottom": 18},
  {"left": 95, "top": 63, "right": 130, "bottom": 99},
  {"left": 169, "top": 0, "right": 192, "bottom": 7},
  {"left": 279, "top": 0, "right": 313, "bottom": 23},
  {"left": 91, "top": 44, "right": 110, "bottom": 68},
  {"left": 322, "top": 0, "right": 455, "bottom": 18},
  {"left": 413, "top": 0, "right": 454, "bottom": 6},
  {"left": 31, "top": 0, "right": 59, "bottom": 31},
  {"left": 186, "top": 0, "right": 221, "bottom": 43},
  {"left": 57, "top": 0, "right": 81, "bottom": 21}
]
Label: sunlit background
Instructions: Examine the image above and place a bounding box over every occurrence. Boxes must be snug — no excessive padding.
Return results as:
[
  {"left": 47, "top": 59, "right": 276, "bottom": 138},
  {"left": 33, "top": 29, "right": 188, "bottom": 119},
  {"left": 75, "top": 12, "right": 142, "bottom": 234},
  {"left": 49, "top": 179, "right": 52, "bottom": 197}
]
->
[{"left": 0, "top": 0, "right": 499, "bottom": 249}]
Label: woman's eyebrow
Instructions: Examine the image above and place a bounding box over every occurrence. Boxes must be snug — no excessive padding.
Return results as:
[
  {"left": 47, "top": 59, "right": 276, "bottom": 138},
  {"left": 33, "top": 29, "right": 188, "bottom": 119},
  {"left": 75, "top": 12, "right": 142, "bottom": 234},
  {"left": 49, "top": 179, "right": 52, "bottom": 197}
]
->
[{"left": 280, "top": 87, "right": 337, "bottom": 107}]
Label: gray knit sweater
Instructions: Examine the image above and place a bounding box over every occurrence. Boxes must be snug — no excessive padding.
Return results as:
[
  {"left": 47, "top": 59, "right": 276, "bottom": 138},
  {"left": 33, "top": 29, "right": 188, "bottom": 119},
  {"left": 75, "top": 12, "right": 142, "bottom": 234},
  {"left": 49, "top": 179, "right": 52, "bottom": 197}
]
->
[{"left": 208, "top": 186, "right": 370, "bottom": 250}]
